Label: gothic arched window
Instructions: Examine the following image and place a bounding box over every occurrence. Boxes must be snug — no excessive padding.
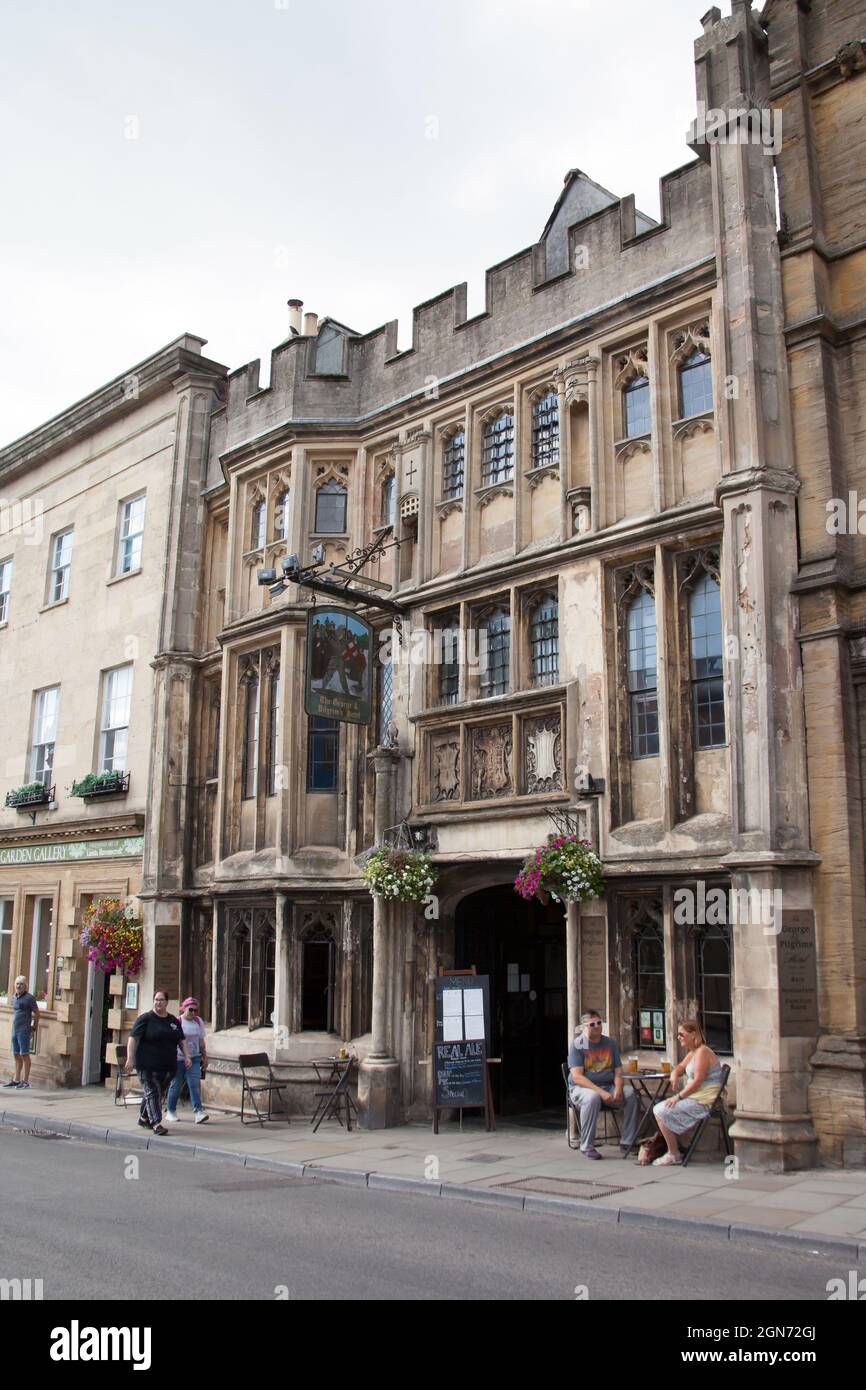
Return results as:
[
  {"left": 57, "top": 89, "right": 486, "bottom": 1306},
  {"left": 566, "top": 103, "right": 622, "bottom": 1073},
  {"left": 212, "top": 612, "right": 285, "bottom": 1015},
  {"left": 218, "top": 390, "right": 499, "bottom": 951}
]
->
[
  {"left": 529, "top": 594, "right": 559, "bottom": 687},
  {"left": 442, "top": 430, "right": 465, "bottom": 500},
  {"left": 480, "top": 606, "right": 510, "bottom": 697},
  {"left": 250, "top": 500, "right": 266, "bottom": 551}
]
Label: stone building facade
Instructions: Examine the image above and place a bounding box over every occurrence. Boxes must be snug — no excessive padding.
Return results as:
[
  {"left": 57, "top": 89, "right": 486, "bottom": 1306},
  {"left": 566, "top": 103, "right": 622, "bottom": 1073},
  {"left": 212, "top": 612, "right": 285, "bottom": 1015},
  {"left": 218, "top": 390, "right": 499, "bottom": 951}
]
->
[
  {"left": 0, "top": 335, "right": 226, "bottom": 1087},
  {"left": 133, "top": 0, "right": 866, "bottom": 1168},
  {"left": 6, "top": 0, "right": 865, "bottom": 1172}
]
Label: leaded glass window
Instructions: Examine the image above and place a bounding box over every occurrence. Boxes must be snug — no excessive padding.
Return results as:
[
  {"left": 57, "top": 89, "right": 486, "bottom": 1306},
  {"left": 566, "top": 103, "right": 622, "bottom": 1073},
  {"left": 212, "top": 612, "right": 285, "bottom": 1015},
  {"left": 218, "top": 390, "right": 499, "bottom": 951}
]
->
[
  {"left": 443, "top": 431, "right": 465, "bottom": 500},
  {"left": 532, "top": 391, "right": 559, "bottom": 467},
  {"left": 480, "top": 606, "right": 510, "bottom": 697},
  {"left": 314, "top": 481, "right": 347, "bottom": 534},
  {"left": 690, "top": 571, "right": 725, "bottom": 748},
  {"left": 623, "top": 375, "right": 651, "bottom": 438},
  {"left": 679, "top": 349, "right": 713, "bottom": 419},
  {"left": 481, "top": 412, "right": 514, "bottom": 486},
  {"left": 627, "top": 588, "right": 659, "bottom": 757},
  {"left": 530, "top": 595, "right": 559, "bottom": 686}
]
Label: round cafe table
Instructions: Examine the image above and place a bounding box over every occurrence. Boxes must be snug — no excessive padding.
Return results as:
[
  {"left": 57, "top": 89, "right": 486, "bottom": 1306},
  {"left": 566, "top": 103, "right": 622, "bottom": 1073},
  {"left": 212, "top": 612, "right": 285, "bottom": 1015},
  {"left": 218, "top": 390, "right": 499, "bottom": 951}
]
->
[{"left": 620, "top": 1069, "right": 672, "bottom": 1158}]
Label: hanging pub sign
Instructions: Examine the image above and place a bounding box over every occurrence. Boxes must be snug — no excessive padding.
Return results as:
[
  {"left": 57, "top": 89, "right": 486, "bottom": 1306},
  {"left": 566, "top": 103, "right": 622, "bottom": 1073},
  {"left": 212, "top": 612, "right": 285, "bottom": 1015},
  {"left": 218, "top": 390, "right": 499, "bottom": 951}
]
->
[{"left": 304, "top": 605, "right": 374, "bottom": 725}]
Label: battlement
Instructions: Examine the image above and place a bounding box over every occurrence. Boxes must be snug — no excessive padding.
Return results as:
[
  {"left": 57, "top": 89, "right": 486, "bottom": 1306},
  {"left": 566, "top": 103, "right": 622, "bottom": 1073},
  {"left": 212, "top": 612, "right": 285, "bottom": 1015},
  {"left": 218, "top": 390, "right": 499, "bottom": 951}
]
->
[{"left": 214, "top": 156, "right": 715, "bottom": 460}]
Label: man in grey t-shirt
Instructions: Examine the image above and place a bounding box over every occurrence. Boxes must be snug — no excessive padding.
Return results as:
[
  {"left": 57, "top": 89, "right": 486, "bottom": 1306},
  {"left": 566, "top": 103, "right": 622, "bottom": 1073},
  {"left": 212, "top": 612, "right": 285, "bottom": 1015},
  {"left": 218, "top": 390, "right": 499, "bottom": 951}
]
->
[
  {"left": 4, "top": 976, "right": 38, "bottom": 1089},
  {"left": 568, "top": 1010, "right": 640, "bottom": 1159}
]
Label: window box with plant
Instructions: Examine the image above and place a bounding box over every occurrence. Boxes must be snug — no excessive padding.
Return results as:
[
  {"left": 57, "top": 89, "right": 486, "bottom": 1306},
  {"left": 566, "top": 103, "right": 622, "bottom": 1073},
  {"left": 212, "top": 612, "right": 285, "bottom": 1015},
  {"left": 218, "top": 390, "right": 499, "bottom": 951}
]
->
[
  {"left": 5, "top": 782, "right": 53, "bottom": 810},
  {"left": 69, "top": 770, "right": 130, "bottom": 799}
]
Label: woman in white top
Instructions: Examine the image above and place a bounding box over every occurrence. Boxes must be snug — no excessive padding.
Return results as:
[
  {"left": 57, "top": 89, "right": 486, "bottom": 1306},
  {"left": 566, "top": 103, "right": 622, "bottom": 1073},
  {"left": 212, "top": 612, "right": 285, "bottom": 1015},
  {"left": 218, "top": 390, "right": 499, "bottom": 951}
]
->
[
  {"left": 165, "top": 997, "right": 209, "bottom": 1124},
  {"left": 652, "top": 1019, "right": 725, "bottom": 1166}
]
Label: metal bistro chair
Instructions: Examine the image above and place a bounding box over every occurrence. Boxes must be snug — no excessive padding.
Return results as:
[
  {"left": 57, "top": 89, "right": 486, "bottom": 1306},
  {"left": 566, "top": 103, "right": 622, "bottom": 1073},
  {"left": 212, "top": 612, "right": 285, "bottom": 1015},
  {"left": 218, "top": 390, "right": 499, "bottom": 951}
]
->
[
  {"left": 239, "top": 1053, "right": 291, "bottom": 1127},
  {"left": 680, "top": 1063, "right": 733, "bottom": 1168},
  {"left": 562, "top": 1062, "right": 621, "bottom": 1150},
  {"left": 311, "top": 1058, "right": 359, "bottom": 1134}
]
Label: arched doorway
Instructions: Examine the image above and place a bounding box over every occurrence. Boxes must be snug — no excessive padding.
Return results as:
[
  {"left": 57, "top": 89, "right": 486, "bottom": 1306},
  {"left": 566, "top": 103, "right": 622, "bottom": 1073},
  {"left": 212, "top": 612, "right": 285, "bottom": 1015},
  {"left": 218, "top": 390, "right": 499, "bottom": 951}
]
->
[{"left": 455, "top": 884, "right": 567, "bottom": 1116}]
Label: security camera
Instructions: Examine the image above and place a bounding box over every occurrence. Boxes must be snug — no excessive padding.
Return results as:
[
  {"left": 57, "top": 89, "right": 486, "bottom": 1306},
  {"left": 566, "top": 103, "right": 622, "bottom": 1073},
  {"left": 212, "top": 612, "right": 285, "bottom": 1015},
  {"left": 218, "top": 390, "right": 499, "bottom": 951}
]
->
[{"left": 311, "top": 544, "right": 325, "bottom": 564}]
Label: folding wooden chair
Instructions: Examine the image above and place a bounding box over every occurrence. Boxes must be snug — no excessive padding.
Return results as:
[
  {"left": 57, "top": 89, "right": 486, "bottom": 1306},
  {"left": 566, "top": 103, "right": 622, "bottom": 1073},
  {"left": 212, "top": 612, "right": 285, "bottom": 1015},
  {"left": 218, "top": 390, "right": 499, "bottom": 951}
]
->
[
  {"left": 680, "top": 1063, "right": 732, "bottom": 1167},
  {"left": 311, "top": 1059, "right": 358, "bottom": 1133},
  {"left": 239, "top": 1053, "right": 291, "bottom": 1126},
  {"left": 562, "top": 1062, "right": 621, "bottom": 1149}
]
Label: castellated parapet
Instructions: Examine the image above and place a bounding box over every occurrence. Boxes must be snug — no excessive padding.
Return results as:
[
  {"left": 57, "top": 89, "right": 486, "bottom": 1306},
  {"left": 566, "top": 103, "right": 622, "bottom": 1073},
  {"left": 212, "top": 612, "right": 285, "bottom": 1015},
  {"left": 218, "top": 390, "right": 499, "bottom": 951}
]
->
[{"left": 211, "top": 158, "right": 715, "bottom": 461}]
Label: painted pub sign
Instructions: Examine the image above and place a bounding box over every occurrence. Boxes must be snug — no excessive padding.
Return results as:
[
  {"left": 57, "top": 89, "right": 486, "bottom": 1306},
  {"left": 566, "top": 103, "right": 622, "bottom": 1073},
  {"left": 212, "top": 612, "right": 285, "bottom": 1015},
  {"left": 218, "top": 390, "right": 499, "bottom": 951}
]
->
[{"left": 304, "top": 605, "right": 374, "bottom": 725}]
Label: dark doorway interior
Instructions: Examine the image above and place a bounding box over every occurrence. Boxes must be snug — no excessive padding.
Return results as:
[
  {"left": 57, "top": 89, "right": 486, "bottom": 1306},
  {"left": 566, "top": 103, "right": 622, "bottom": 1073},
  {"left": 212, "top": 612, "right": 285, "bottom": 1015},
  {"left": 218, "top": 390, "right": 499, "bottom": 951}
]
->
[
  {"left": 455, "top": 884, "right": 566, "bottom": 1115},
  {"left": 301, "top": 938, "right": 335, "bottom": 1031}
]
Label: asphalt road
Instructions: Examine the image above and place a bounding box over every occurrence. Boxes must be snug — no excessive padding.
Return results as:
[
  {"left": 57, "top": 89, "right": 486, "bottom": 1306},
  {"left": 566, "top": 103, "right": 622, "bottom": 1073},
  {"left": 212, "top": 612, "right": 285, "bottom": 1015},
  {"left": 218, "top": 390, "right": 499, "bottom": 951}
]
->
[{"left": 0, "top": 1128, "right": 861, "bottom": 1302}]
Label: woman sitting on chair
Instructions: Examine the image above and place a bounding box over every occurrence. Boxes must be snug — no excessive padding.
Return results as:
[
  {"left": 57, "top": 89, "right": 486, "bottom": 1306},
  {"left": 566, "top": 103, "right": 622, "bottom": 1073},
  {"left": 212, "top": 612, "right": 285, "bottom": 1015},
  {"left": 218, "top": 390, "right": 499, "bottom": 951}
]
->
[{"left": 652, "top": 1019, "right": 724, "bottom": 1166}]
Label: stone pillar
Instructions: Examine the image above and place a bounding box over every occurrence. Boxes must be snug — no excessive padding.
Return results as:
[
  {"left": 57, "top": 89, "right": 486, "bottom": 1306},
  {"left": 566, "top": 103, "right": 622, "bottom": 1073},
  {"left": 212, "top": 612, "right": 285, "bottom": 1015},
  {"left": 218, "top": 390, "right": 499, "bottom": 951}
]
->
[
  {"left": 358, "top": 895, "right": 402, "bottom": 1127},
  {"left": 691, "top": 2, "right": 819, "bottom": 1169},
  {"left": 358, "top": 748, "right": 404, "bottom": 1128},
  {"left": 566, "top": 899, "right": 580, "bottom": 1044},
  {"left": 273, "top": 892, "right": 290, "bottom": 1057}
]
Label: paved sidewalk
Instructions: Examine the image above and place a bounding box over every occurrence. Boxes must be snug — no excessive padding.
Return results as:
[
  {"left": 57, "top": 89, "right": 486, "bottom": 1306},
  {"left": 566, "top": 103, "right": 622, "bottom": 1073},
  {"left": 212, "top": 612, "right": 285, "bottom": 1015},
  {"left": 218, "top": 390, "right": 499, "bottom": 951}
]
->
[{"left": 3, "top": 1085, "right": 866, "bottom": 1262}]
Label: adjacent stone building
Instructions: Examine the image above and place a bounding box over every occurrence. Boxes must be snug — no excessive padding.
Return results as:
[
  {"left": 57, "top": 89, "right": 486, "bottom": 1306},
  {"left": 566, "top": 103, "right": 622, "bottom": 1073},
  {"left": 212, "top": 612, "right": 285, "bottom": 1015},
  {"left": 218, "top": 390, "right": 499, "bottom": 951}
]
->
[{"left": 0, "top": 335, "right": 226, "bottom": 1086}]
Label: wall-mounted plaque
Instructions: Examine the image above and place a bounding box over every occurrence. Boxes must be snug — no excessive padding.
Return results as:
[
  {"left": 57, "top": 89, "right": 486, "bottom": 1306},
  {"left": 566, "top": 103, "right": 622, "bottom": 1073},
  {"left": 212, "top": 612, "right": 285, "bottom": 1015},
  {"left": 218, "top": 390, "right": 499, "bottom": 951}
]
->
[
  {"left": 779, "top": 910, "right": 818, "bottom": 1037},
  {"left": 580, "top": 917, "right": 607, "bottom": 1019}
]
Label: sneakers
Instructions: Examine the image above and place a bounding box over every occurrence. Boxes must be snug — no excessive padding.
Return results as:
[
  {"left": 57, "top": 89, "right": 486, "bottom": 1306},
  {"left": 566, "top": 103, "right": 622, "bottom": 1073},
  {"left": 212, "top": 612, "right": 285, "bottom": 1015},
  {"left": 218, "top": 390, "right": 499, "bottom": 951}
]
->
[
  {"left": 2, "top": 1079, "right": 19, "bottom": 1087},
  {"left": 17, "top": 1081, "right": 30, "bottom": 1089},
  {"left": 164, "top": 1111, "right": 179, "bottom": 1123},
  {"left": 194, "top": 1111, "right": 209, "bottom": 1124},
  {"left": 137, "top": 1116, "right": 152, "bottom": 1129},
  {"left": 582, "top": 1147, "right": 603, "bottom": 1160},
  {"left": 152, "top": 1125, "right": 168, "bottom": 1136}
]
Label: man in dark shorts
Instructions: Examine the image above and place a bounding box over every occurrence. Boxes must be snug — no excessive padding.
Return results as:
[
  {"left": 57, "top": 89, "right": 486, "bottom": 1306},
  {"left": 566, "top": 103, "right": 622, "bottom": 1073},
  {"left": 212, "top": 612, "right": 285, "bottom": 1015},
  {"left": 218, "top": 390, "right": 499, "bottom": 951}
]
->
[
  {"left": 125, "top": 990, "right": 190, "bottom": 1136},
  {"left": 4, "top": 976, "right": 38, "bottom": 1088}
]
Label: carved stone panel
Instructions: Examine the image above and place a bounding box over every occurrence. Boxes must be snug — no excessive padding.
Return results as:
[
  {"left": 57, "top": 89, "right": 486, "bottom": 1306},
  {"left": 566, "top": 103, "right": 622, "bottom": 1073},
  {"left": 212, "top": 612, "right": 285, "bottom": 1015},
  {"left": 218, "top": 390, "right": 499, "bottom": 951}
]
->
[
  {"left": 469, "top": 722, "right": 513, "bottom": 800},
  {"left": 430, "top": 729, "right": 461, "bottom": 802},
  {"left": 524, "top": 713, "right": 563, "bottom": 794}
]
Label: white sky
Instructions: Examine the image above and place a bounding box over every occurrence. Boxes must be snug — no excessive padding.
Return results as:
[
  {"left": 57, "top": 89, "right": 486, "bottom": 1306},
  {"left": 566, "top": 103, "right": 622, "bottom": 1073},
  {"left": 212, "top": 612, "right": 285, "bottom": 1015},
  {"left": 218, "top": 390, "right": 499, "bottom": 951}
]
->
[{"left": 0, "top": 0, "right": 711, "bottom": 446}]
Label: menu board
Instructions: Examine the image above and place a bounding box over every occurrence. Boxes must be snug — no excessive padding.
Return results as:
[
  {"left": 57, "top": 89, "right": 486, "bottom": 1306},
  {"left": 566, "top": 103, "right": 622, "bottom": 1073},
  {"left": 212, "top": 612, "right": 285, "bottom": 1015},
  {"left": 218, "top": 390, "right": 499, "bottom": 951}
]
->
[{"left": 433, "top": 975, "right": 491, "bottom": 1114}]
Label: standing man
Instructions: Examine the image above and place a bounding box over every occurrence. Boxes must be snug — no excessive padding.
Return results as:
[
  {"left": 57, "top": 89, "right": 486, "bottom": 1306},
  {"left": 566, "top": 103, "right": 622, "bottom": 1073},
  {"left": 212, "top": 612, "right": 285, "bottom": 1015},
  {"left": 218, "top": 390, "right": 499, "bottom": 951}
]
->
[
  {"left": 568, "top": 1009, "right": 640, "bottom": 1160},
  {"left": 3, "top": 976, "right": 38, "bottom": 1088}
]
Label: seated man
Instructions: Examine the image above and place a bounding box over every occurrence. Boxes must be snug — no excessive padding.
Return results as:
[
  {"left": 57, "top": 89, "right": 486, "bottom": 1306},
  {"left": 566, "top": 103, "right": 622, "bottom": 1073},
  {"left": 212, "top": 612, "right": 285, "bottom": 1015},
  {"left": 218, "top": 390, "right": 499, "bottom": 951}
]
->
[{"left": 568, "top": 1010, "right": 640, "bottom": 1160}]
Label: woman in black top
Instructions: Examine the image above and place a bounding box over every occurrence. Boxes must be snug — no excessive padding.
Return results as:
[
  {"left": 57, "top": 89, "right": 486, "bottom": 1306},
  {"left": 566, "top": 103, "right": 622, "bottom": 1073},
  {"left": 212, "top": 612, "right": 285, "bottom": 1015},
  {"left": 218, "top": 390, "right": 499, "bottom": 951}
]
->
[{"left": 125, "top": 991, "right": 191, "bottom": 1136}]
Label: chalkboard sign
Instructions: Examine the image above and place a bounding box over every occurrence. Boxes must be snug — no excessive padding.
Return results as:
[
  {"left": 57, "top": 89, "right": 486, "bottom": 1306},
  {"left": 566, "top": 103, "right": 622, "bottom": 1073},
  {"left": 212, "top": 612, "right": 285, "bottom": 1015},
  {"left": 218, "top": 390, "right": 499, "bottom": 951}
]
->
[
  {"left": 434, "top": 1039, "right": 485, "bottom": 1107},
  {"left": 432, "top": 972, "right": 493, "bottom": 1132}
]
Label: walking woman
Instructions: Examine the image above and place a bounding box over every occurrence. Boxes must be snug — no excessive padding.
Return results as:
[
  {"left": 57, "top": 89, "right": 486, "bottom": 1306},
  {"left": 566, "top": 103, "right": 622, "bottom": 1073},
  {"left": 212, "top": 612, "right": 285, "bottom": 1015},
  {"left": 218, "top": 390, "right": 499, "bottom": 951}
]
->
[
  {"left": 165, "top": 997, "right": 209, "bottom": 1124},
  {"left": 652, "top": 1019, "right": 725, "bottom": 1165},
  {"left": 125, "top": 990, "right": 190, "bottom": 1136}
]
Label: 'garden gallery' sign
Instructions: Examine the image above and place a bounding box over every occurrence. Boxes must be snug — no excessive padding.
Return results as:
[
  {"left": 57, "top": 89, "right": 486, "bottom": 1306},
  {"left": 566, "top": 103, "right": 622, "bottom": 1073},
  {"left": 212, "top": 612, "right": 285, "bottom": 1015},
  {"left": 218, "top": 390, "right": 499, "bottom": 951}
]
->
[
  {"left": 0, "top": 837, "right": 144, "bottom": 867},
  {"left": 304, "top": 605, "right": 374, "bottom": 726}
]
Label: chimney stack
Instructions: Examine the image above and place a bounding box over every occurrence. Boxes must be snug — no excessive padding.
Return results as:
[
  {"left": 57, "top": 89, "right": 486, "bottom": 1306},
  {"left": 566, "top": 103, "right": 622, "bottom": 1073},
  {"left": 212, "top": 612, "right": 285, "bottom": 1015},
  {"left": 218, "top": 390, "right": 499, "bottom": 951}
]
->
[
  {"left": 287, "top": 299, "right": 303, "bottom": 336},
  {"left": 302, "top": 311, "right": 319, "bottom": 337}
]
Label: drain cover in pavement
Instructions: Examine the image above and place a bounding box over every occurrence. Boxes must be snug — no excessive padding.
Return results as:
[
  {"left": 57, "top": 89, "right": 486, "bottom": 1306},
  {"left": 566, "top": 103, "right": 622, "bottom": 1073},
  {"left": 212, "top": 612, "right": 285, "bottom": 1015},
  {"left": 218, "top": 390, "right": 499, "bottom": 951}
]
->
[
  {"left": 495, "top": 1176, "right": 631, "bottom": 1200},
  {"left": 465, "top": 1153, "right": 511, "bottom": 1164},
  {"left": 11, "top": 1128, "right": 69, "bottom": 1139}
]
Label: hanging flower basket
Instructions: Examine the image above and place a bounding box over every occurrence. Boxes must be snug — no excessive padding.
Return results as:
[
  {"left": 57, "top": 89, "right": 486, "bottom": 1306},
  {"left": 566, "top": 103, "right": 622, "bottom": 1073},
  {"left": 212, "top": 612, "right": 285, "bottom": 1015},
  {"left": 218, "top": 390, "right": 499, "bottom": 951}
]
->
[
  {"left": 80, "top": 898, "right": 144, "bottom": 976},
  {"left": 514, "top": 835, "right": 604, "bottom": 905},
  {"left": 361, "top": 847, "right": 437, "bottom": 904}
]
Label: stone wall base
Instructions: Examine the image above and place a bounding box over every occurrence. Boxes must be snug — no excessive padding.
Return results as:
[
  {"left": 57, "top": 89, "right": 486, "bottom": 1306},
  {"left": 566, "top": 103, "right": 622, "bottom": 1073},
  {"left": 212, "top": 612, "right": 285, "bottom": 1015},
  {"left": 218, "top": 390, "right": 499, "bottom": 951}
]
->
[
  {"left": 358, "top": 1057, "right": 402, "bottom": 1129},
  {"left": 729, "top": 1112, "right": 819, "bottom": 1172},
  {"left": 808, "top": 1034, "right": 866, "bottom": 1167}
]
